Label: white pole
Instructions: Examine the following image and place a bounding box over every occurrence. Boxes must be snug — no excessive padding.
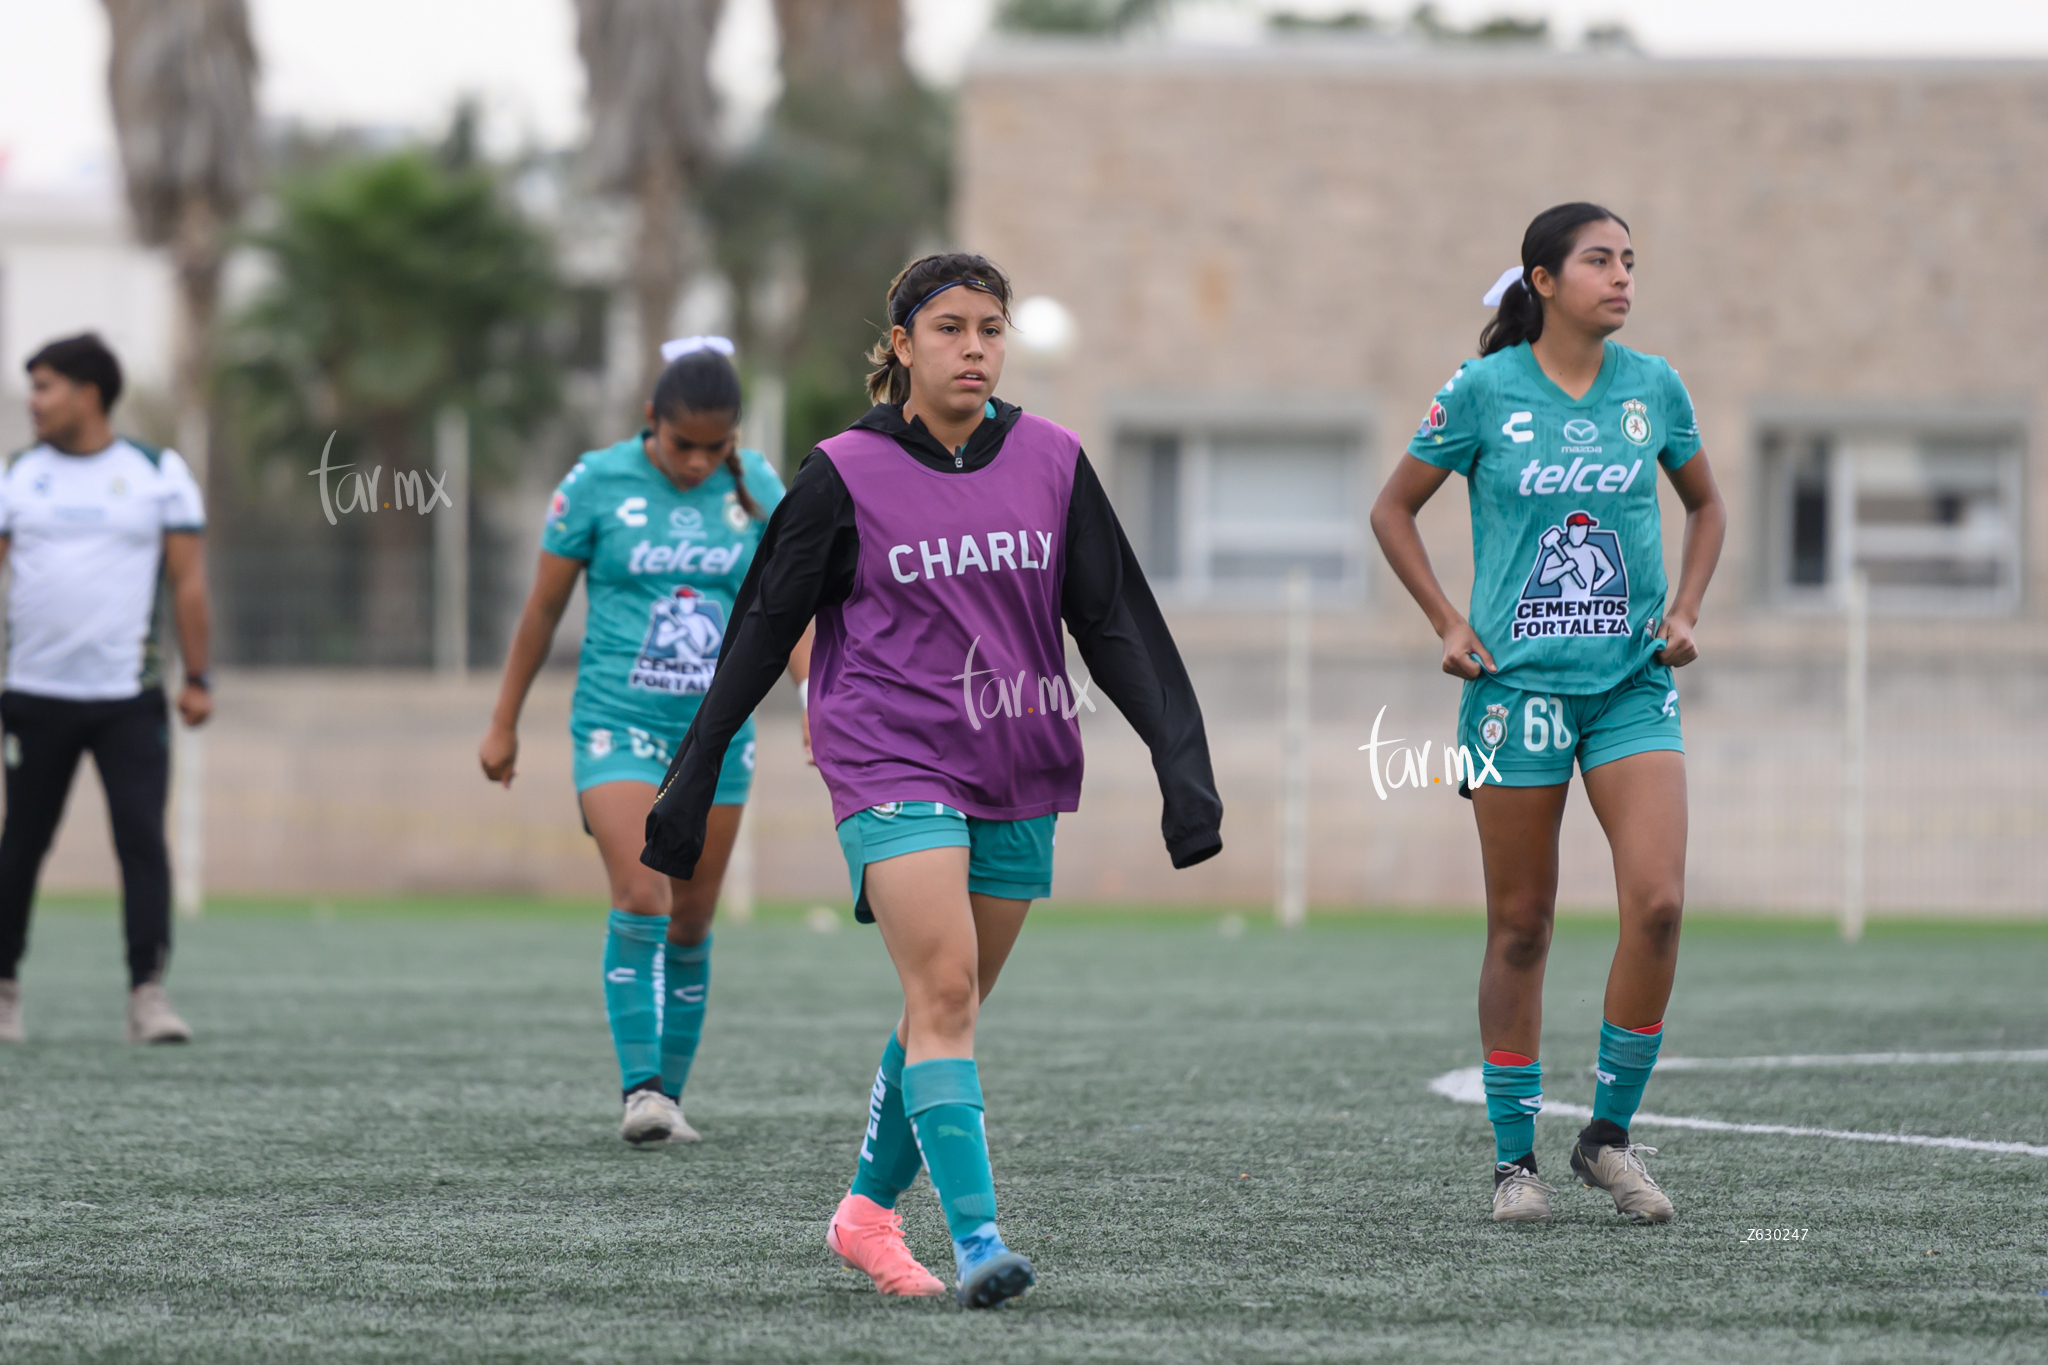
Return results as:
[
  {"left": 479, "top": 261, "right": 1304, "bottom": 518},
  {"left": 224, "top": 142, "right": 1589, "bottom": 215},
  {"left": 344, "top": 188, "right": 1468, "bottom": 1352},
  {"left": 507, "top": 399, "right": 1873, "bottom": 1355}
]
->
[
  {"left": 1841, "top": 568, "right": 1869, "bottom": 942},
  {"left": 171, "top": 713, "right": 205, "bottom": 920},
  {"left": 1277, "top": 566, "right": 1310, "bottom": 929},
  {"left": 748, "top": 373, "right": 786, "bottom": 476},
  {"left": 721, "top": 805, "right": 756, "bottom": 925},
  {"left": 433, "top": 407, "right": 470, "bottom": 677},
  {"left": 172, "top": 406, "right": 209, "bottom": 920}
]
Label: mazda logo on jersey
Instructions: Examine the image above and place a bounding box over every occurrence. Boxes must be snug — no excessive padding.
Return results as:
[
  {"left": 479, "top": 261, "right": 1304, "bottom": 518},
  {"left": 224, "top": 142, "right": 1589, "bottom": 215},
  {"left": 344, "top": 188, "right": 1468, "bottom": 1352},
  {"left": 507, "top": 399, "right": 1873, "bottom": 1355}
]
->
[{"left": 1562, "top": 419, "right": 1599, "bottom": 444}]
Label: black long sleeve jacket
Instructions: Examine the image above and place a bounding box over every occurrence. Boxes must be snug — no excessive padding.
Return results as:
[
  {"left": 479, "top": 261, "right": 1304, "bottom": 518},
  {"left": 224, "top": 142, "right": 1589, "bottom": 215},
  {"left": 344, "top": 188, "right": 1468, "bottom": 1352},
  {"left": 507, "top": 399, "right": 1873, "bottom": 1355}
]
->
[{"left": 641, "top": 399, "right": 1223, "bottom": 879}]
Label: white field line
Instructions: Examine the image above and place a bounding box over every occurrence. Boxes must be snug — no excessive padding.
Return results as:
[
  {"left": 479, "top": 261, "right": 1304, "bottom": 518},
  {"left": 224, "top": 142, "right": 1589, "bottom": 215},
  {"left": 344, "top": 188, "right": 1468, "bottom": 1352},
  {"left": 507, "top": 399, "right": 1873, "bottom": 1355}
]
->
[
  {"left": 1428, "top": 1057, "right": 2048, "bottom": 1158},
  {"left": 1655, "top": 1049, "right": 2048, "bottom": 1071}
]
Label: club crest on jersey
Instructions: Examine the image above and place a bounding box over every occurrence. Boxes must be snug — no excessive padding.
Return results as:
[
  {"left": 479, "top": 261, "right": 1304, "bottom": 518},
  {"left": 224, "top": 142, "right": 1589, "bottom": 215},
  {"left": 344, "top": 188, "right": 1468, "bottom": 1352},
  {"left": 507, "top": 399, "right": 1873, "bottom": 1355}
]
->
[
  {"left": 630, "top": 585, "right": 727, "bottom": 695},
  {"left": 722, "top": 491, "right": 750, "bottom": 531},
  {"left": 1621, "top": 399, "right": 1653, "bottom": 446},
  {"left": 1513, "top": 511, "right": 1630, "bottom": 640},
  {"left": 1480, "top": 703, "right": 1509, "bottom": 750}
]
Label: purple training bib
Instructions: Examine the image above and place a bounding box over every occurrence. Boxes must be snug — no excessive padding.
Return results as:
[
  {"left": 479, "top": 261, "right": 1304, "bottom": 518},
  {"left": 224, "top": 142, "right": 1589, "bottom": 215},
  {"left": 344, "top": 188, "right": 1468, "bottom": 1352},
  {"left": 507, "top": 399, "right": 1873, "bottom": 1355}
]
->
[{"left": 808, "top": 415, "right": 1086, "bottom": 825}]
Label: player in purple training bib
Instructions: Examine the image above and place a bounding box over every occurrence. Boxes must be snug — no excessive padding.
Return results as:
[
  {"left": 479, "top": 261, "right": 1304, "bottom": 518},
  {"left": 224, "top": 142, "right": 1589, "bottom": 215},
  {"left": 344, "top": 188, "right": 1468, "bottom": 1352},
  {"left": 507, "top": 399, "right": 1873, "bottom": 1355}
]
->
[{"left": 643, "top": 253, "right": 1223, "bottom": 1307}]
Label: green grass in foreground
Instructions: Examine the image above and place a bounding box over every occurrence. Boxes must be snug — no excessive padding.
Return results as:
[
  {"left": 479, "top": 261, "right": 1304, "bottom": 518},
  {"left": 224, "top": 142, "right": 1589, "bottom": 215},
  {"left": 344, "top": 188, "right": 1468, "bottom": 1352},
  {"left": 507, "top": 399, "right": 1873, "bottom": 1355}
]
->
[{"left": 3, "top": 903, "right": 2045, "bottom": 1363}]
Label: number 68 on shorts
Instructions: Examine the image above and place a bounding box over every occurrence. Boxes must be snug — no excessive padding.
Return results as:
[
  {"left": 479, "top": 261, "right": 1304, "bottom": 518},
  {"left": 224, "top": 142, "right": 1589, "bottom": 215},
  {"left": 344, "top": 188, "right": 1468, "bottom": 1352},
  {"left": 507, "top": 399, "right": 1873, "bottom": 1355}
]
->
[{"left": 1456, "top": 658, "right": 1683, "bottom": 788}]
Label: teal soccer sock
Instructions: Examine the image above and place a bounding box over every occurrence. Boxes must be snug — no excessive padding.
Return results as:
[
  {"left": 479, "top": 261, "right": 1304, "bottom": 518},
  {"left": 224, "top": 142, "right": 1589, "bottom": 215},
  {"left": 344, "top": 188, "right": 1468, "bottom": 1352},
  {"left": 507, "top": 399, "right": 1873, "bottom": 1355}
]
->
[
  {"left": 602, "top": 910, "right": 667, "bottom": 1093},
  {"left": 1482, "top": 1054, "right": 1544, "bottom": 1164},
  {"left": 850, "top": 1032, "right": 925, "bottom": 1208},
  {"left": 660, "top": 937, "right": 711, "bottom": 1100},
  {"left": 902, "top": 1057, "right": 999, "bottom": 1248},
  {"left": 1592, "top": 1019, "right": 1664, "bottom": 1134}
]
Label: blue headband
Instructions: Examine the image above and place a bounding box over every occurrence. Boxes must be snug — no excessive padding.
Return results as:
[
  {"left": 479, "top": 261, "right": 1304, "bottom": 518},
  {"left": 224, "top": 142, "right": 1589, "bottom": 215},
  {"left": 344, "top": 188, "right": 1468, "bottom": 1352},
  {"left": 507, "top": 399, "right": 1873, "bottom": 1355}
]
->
[{"left": 898, "top": 278, "right": 998, "bottom": 330}]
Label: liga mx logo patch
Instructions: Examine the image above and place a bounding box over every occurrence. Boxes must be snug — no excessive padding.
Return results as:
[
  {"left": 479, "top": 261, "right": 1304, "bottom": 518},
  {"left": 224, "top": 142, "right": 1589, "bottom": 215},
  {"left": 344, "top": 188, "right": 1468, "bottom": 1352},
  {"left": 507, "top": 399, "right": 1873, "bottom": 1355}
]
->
[{"left": 1513, "top": 511, "right": 1630, "bottom": 641}]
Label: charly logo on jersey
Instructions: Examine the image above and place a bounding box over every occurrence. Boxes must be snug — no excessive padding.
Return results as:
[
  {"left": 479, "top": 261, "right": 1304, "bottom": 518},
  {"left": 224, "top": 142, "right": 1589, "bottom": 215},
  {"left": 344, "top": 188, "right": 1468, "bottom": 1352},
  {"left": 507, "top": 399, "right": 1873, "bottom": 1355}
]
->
[
  {"left": 1512, "top": 510, "right": 1630, "bottom": 640},
  {"left": 1480, "top": 703, "right": 1509, "bottom": 750},
  {"left": 616, "top": 496, "right": 649, "bottom": 527},
  {"left": 1621, "top": 398, "right": 1653, "bottom": 446},
  {"left": 630, "top": 585, "right": 726, "bottom": 695}
]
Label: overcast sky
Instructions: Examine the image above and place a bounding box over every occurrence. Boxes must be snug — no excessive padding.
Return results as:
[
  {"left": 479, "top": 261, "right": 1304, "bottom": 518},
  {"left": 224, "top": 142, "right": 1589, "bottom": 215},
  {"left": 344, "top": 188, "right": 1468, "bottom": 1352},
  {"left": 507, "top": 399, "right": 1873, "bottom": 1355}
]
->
[{"left": 3, "top": 0, "right": 2046, "bottom": 192}]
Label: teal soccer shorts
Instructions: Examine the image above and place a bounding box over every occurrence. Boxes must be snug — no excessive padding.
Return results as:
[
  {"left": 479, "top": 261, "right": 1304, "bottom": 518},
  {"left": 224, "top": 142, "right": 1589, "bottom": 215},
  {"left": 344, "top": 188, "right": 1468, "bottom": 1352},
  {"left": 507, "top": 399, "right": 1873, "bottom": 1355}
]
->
[
  {"left": 1457, "top": 658, "right": 1682, "bottom": 790},
  {"left": 571, "top": 712, "right": 756, "bottom": 805},
  {"left": 836, "top": 801, "right": 1057, "bottom": 922}
]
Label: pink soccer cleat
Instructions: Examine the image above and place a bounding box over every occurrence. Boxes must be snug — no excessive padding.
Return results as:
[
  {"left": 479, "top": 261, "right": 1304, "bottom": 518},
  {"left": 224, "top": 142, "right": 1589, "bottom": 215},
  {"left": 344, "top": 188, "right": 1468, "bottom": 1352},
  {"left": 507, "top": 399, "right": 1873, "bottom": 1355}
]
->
[{"left": 826, "top": 1192, "right": 948, "bottom": 1297}]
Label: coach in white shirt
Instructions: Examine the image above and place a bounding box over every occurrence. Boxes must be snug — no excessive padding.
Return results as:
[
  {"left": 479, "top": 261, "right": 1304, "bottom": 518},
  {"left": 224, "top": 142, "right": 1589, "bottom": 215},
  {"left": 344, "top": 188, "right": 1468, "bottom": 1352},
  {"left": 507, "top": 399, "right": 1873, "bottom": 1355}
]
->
[{"left": 0, "top": 334, "right": 212, "bottom": 1044}]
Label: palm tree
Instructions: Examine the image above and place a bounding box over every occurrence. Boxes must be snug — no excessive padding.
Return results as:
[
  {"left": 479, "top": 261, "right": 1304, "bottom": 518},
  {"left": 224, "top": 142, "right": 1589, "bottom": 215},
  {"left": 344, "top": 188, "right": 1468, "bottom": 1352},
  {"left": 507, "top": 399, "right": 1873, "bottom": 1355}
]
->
[
  {"left": 223, "top": 135, "right": 561, "bottom": 664},
  {"left": 574, "top": 0, "right": 724, "bottom": 402},
  {"left": 704, "top": 0, "right": 947, "bottom": 464},
  {"left": 101, "top": 0, "right": 259, "bottom": 486},
  {"left": 774, "top": 0, "right": 907, "bottom": 93}
]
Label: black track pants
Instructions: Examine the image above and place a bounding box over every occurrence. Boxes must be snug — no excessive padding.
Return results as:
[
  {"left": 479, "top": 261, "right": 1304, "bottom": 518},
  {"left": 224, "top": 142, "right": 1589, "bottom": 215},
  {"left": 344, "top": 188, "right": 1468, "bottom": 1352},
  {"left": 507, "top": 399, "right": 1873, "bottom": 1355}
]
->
[{"left": 0, "top": 689, "right": 173, "bottom": 987}]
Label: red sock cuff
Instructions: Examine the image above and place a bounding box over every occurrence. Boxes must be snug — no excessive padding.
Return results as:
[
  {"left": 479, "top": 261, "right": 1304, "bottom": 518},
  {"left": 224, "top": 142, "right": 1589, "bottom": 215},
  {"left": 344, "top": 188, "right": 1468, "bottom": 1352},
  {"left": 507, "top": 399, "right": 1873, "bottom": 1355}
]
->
[
  {"left": 1486, "top": 1049, "right": 1535, "bottom": 1067},
  {"left": 1627, "top": 1020, "right": 1664, "bottom": 1035}
]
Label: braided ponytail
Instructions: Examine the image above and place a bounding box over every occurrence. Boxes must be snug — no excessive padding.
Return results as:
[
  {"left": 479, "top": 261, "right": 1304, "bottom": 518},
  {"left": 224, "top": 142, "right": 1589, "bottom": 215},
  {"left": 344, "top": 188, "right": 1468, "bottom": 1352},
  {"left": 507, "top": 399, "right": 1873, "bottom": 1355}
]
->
[{"left": 650, "top": 346, "right": 764, "bottom": 521}]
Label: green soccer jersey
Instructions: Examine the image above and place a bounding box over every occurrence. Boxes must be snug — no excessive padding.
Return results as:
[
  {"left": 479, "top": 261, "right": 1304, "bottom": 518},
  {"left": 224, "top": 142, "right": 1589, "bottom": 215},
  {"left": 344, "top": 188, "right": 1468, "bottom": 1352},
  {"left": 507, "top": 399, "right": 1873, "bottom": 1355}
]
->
[
  {"left": 541, "top": 436, "right": 785, "bottom": 733},
  {"left": 1407, "top": 339, "right": 1701, "bottom": 695}
]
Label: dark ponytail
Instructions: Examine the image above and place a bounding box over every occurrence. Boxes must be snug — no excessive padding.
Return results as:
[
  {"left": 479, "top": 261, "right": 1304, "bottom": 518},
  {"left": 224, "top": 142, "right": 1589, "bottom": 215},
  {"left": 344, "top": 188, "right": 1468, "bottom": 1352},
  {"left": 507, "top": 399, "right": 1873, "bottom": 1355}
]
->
[
  {"left": 1478, "top": 202, "right": 1631, "bottom": 357},
  {"left": 650, "top": 347, "right": 764, "bottom": 521},
  {"left": 865, "top": 252, "right": 1015, "bottom": 405}
]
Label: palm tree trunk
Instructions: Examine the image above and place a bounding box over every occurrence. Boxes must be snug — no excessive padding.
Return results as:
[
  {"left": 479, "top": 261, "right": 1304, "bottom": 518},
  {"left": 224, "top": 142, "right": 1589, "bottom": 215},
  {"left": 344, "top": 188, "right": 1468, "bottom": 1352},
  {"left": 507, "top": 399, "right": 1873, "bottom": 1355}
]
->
[
  {"left": 634, "top": 157, "right": 685, "bottom": 403},
  {"left": 170, "top": 195, "right": 223, "bottom": 492},
  {"left": 361, "top": 414, "right": 429, "bottom": 665}
]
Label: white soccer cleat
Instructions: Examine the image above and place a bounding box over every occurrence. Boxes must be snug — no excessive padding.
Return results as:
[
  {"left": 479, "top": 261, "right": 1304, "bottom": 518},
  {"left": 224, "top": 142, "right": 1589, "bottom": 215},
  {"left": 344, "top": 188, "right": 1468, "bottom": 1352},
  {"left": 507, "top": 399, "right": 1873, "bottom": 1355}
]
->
[
  {"left": 0, "top": 979, "right": 22, "bottom": 1043},
  {"left": 665, "top": 1102, "right": 702, "bottom": 1144},
  {"left": 1571, "top": 1140, "right": 1676, "bottom": 1224},
  {"left": 1491, "top": 1162, "right": 1556, "bottom": 1223},
  {"left": 126, "top": 983, "right": 192, "bottom": 1043},
  {"left": 620, "top": 1088, "right": 697, "bottom": 1145}
]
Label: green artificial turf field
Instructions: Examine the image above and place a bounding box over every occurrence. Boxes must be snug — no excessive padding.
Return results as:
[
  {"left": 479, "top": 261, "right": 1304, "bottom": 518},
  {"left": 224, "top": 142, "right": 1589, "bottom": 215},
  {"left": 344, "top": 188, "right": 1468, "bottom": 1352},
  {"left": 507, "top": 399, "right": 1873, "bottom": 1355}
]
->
[{"left": 4, "top": 901, "right": 2045, "bottom": 1364}]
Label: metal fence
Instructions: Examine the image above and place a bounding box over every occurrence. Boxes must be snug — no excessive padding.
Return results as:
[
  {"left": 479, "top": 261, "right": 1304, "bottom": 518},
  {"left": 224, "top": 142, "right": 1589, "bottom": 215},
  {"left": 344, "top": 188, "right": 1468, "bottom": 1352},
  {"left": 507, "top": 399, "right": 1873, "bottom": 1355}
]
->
[{"left": 24, "top": 613, "right": 2048, "bottom": 918}]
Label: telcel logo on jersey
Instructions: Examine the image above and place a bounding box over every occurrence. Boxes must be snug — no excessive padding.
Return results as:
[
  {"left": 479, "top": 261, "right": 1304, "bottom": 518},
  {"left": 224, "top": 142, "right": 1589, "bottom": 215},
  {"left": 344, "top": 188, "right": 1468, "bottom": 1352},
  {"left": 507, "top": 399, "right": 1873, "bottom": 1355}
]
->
[
  {"left": 1516, "top": 456, "right": 1643, "bottom": 497},
  {"left": 1513, "top": 511, "right": 1630, "bottom": 640}
]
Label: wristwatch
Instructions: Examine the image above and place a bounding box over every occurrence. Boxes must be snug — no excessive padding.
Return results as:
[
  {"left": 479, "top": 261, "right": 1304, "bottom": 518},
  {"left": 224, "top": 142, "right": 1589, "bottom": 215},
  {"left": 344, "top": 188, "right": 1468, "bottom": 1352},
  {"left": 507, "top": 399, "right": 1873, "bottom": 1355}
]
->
[{"left": 185, "top": 671, "right": 212, "bottom": 691}]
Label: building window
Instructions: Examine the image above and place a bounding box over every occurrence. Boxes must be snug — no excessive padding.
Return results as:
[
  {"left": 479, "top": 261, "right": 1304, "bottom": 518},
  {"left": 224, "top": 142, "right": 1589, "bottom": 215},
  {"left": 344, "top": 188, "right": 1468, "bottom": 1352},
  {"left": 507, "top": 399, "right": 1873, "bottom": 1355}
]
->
[
  {"left": 1760, "top": 415, "right": 2024, "bottom": 614},
  {"left": 1109, "top": 397, "right": 1372, "bottom": 602}
]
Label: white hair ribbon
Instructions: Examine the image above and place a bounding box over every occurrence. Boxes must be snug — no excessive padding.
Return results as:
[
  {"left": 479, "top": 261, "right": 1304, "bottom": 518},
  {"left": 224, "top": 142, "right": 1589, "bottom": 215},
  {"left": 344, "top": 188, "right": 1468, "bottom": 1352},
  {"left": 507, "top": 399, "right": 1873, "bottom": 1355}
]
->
[
  {"left": 1482, "top": 267, "right": 1527, "bottom": 308},
  {"left": 660, "top": 335, "right": 736, "bottom": 362}
]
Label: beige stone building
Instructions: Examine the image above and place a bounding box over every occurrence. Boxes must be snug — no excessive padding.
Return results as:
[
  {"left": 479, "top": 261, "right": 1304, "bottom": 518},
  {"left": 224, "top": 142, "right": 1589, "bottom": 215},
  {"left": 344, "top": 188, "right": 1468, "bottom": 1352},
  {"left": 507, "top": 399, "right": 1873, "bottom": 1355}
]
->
[
  {"left": 944, "top": 43, "right": 2048, "bottom": 915},
  {"left": 960, "top": 44, "right": 2047, "bottom": 636}
]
